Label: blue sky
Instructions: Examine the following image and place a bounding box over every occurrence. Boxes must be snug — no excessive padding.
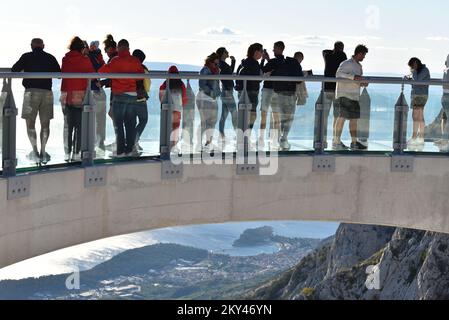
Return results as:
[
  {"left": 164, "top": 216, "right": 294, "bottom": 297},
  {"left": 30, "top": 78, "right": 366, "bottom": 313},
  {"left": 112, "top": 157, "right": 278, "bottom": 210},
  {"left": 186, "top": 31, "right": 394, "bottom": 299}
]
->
[{"left": 1, "top": 0, "right": 448, "bottom": 74}]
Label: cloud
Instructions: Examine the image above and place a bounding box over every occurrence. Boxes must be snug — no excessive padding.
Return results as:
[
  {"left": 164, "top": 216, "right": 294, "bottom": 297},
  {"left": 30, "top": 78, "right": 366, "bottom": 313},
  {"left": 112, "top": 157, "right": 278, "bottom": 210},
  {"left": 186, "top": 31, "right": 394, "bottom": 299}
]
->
[
  {"left": 288, "top": 35, "right": 334, "bottom": 47},
  {"left": 199, "top": 27, "right": 239, "bottom": 36},
  {"left": 284, "top": 34, "right": 382, "bottom": 48},
  {"left": 427, "top": 36, "right": 449, "bottom": 42}
]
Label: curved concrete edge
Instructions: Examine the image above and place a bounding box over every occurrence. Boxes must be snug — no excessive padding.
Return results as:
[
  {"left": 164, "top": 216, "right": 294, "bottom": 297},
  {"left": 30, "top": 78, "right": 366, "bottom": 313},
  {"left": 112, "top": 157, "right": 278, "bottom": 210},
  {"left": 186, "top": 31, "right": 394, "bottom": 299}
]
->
[{"left": 1, "top": 155, "right": 449, "bottom": 268}]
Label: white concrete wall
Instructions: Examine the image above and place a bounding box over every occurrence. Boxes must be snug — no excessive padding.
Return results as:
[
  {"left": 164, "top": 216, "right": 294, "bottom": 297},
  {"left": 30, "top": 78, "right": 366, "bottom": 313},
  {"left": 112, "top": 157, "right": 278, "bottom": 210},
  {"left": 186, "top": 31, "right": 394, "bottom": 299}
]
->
[{"left": 1, "top": 155, "right": 449, "bottom": 268}]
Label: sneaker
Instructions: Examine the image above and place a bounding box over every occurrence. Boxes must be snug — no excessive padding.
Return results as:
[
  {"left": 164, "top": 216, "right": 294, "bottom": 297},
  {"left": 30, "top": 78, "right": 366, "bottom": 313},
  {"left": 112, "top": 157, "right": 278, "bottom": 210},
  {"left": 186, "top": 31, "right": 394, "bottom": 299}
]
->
[
  {"left": 40, "top": 152, "right": 51, "bottom": 164},
  {"left": 332, "top": 142, "right": 349, "bottom": 151},
  {"left": 71, "top": 153, "right": 82, "bottom": 162},
  {"left": 98, "top": 141, "right": 106, "bottom": 151},
  {"left": 27, "top": 151, "right": 40, "bottom": 164},
  {"left": 64, "top": 153, "right": 71, "bottom": 162},
  {"left": 279, "top": 138, "right": 291, "bottom": 151},
  {"left": 440, "top": 143, "right": 449, "bottom": 152},
  {"left": 350, "top": 141, "right": 368, "bottom": 151},
  {"left": 416, "top": 137, "right": 425, "bottom": 146},
  {"left": 407, "top": 138, "right": 417, "bottom": 148}
]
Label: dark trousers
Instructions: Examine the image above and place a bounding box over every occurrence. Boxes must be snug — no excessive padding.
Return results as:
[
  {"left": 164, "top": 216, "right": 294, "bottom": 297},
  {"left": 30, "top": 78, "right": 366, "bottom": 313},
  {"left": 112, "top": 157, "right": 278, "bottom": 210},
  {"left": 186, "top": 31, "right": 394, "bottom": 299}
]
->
[
  {"left": 112, "top": 94, "right": 139, "bottom": 155},
  {"left": 219, "top": 90, "right": 238, "bottom": 136},
  {"left": 135, "top": 102, "right": 148, "bottom": 142},
  {"left": 66, "top": 105, "right": 82, "bottom": 156}
]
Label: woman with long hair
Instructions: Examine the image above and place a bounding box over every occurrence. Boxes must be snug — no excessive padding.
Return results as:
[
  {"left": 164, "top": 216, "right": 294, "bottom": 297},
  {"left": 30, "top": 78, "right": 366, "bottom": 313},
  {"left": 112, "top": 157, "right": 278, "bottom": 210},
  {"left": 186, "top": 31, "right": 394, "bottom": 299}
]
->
[
  {"left": 196, "top": 53, "right": 221, "bottom": 151},
  {"left": 407, "top": 57, "right": 430, "bottom": 149},
  {"left": 60, "top": 36, "right": 95, "bottom": 161},
  {"left": 236, "top": 43, "right": 264, "bottom": 135}
]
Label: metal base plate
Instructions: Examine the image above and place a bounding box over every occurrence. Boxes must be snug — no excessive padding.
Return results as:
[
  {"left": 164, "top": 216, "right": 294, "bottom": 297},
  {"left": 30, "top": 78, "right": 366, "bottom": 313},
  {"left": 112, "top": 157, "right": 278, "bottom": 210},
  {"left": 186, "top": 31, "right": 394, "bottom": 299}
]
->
[
  {"left": 162, "top": 161, "right": 183, "bottom": 180},
  {"left": 313, "top": 155, "right": 336, "bottom": 172},
  {"left": 8, "top": 176, "right": 31, "bottom": 200},
  {"left": 85, "top": 166, "right": 107, "bottom": 188},
  {"left": 391, "top": 156, "right": 414, "bottom": 172},
  {"left": 237, "top": 163, "right": 260, "bottom": 176}
]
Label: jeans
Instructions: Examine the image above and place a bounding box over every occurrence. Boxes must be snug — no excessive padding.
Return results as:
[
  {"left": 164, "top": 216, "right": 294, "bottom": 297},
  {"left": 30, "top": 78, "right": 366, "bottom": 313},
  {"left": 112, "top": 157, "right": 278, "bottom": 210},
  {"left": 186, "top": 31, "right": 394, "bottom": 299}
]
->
[
  {"left": 219, "top": 90, "right": 237, "bottom": 137},
  {"left": 134, "top": 102, "right": 148, "bottom": 143},
  {"left": 442, "top": 93, "right": 449, "bottom": 140},
  {"left": 66, "top": 105, "right": 82, "bottom": 156},
  {"left": 112, "top": 94, "right": 139, "bottom": 155},
  {"left": 238, "top": 90, "right": 259, "bottom": 130}
]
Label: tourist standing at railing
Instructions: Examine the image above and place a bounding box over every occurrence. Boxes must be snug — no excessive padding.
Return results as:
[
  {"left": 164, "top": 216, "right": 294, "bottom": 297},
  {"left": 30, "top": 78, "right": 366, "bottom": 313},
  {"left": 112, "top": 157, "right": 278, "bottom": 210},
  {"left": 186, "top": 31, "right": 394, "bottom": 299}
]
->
[
  {"left": 236, "top": 43, "right": 265, "bottom": 137},
  {"left": 294, "top": 52, "right": 310, "bottom": 107},
  {"left": 132, "top": 49, "right": 151, "bottom": 153},
  {"left": 439, "top": 55, "right": 449, "bottom": 152},
  {"left": 100, "top": 35, "right": 118, "bottom": 121},
  {"left": 260, "top": 41, "right": 285, "bottom": 150},
  {"left": 61, "top": 37, "right": 96, "bottom": 161},
  {"left": 407, "top": 57, "right": 430, "bottom": 149},
  {"left": 323, "top": 42, "right": 347, "bottom": 146},
  {"left": 159, "top": 66, "right": 188, "bottom": 153},
  {"left": 196, "top": 53, "right": 221, "bottom": 152},
  {"left": 216, "top": 47, "right": 237, "bottom": 146},
  {"left": 98, "top": 39, "right": 144, "bottom": 157},
  {"left": 334, "top": 44, "right": 369, "bottom": 151},
  {"left": 86, "top": 41, "right": 107, "bottom": 152},
  {"left": 273, "top": 52, "right": 304, "bottom": 151},
  {"left": 11, "top": 38, "right": 61, "bottom": 164}
]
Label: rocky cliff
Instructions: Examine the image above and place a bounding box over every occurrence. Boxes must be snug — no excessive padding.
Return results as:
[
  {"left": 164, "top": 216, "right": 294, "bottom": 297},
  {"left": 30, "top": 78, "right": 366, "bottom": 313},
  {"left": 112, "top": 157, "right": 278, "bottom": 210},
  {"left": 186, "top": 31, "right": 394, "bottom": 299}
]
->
[{"left": 246, "top": 224, "right": 449, "bottom": 300}]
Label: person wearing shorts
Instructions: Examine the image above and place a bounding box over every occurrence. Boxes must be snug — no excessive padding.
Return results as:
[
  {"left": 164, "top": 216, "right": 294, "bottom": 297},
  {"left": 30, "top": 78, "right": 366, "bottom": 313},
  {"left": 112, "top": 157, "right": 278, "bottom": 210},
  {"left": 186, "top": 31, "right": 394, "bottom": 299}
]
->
[
  {"left": 334, "top": 45, "right": 369, "bottom": 151},
  {"left": 11, "top": 38, "right": 61, "bottom": 164},
  {"left": 407, "top": 57, "right": 430, "bottom": 148},
  {"left": 22, "top": 90, "right": 55, "bottom": 160}
]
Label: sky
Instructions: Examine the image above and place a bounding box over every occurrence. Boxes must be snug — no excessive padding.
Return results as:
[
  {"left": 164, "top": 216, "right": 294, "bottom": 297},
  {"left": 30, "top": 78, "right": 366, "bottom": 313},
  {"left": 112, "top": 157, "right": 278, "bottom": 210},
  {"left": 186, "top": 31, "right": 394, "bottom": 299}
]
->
[{"left": 1, "top": 0, "right": 449, "bottom": 75}]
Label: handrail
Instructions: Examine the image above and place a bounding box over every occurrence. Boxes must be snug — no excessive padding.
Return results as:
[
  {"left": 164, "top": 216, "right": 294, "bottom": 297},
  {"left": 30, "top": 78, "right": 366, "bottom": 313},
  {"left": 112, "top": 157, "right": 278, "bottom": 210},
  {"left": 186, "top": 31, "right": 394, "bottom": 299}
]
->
[{"left": 0, "top": 71, "right": 448, "bottom": 87}]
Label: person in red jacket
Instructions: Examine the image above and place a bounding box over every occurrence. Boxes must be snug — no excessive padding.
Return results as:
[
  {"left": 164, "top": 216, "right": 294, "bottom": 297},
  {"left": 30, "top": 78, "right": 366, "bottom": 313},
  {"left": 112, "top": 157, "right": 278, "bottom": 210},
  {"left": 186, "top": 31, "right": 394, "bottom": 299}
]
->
[
  {"left": 159, "top": 66, "right": 188, "bottom": 152},
  {"left": 61, "top": 36, "right": 95, "bottom": 161},
  {"left": 98, "top": 39, "right": 144, "bottom": 157}
]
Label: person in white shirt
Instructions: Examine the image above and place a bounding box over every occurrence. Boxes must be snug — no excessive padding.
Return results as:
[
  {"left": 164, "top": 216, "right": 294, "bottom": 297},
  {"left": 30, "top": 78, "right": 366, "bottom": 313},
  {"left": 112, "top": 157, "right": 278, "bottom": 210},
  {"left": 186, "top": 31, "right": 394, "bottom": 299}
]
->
[{"left": 334, "top": 45, "right": 369, "bottom": 151}]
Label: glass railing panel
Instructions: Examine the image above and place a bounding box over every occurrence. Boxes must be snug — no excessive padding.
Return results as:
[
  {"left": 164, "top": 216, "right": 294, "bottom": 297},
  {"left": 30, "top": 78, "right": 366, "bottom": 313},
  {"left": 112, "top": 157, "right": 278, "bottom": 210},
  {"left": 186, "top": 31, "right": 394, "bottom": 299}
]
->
[
  {"left": 405, "top": 84, "right": 446, "bottom": 153},
  {"left": 14, "top": 78, "right": 69, "bottom": 169},
  {"left": 93, "top": 80, "right": 161, "bottom": 162},
  {"left": 287, "top": 80, "right": 318, "bottom": 152},
  {"left": 322, "top": 83, "right": 399, "bottom": 153}
]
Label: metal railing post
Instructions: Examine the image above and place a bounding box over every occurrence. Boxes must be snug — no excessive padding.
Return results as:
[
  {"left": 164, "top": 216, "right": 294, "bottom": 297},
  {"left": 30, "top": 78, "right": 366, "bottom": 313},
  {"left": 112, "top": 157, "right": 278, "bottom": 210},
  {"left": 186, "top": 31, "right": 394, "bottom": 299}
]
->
[
  {"left": 81, "top": 80, "right": 96, "bottom": 167},
  {"left": 2, "top": 78, "right": 17, "bottom": 177},
  {"left": 393, "top": 83, "right": 409, "bottom": 154},
  {"left": 160, "top": 79, "right": 173, "bottom": 161},
  {"left": 237, "top": 80, "right": 251, "bottom": 157},
  {"left": 314, "top": 84, "right": 326, "bottom": 154}
]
